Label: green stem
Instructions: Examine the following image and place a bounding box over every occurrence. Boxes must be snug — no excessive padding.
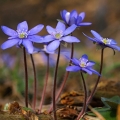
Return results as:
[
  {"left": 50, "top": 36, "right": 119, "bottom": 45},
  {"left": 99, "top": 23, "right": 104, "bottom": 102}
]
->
[
  {"left": 53, "top": 46, "right": 61, "bottom": 120},
  {"left": 39, "top": 54, "right": 49, "bottom": 113},
  {"left": 77, "top": 72, "right": 88, "bottom": 120},
  {"left": 48, "top": 43, "right": 74, "bottom": 113},
  {"left": 87, "top": 48, "right": 104, "bottom": 105},
  {"left": 23, "top": 47, "right": 28, "bottom": 107},
  {"left": 30, "top": 54, "right": 37, "bottom": 110}
]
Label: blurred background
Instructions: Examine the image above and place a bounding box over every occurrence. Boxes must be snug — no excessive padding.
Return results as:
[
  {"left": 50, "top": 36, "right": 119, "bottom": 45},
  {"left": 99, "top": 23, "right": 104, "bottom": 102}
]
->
[{"left": 0, "top": 0, "right": 120, "bottom": 106}]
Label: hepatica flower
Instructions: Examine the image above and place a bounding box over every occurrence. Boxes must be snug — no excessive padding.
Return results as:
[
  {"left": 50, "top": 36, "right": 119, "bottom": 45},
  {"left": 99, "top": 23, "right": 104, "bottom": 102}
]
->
[
  {"left": 1, "top": 53, "right": 15, "bottom": 69},
  {"left": 83, "top": 30, "right": 120, "bottom": 51},
  {"left": 60, "top": 10, "right": 91, "bottom": 26},
  {"left": 66, "top": 54, "right": 100, "bottom": 76},
  {"left": 32, "top": 45, "right": 71, "bottom": 67},
  {"left": 1, "top": 21, "right": 44, "bottom": 53},
  {"left": 44, "top": 21, "right": 80, "bottom": 52}
]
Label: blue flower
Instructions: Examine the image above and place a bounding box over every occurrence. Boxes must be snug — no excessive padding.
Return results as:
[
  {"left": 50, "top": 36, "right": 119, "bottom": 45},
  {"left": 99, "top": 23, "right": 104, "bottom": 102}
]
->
[
  {"left": 83, "top": 30, "right": 120, "bottom": 51},
  {"left": 31, "top": 45, "right": 71, "bottom": 67},
  {"left": 44, "top": 22, "right": 80, "bottom": 52},
  {"left": 26, "top": 43, "right": 56, "bottom": 66},
  {"left": 66, "top": 54, "right": 100, "bottom": 76},
  {"left": 60, "top": 10, "right": 91, "bottom": 26},
  {"left": 1, "top": 21, "right": 44, "bottom": 53},
  {"left": 1, "top": 53, "right": 15, "bottom": 69}
]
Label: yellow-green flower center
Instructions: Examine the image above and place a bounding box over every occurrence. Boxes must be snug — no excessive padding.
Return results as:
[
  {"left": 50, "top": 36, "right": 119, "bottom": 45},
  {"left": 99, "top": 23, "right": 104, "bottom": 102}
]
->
[
  {"left": 55, "top": 33, "right": 61, "bottom": 39},
  {"left": 102, "top": 38, "right": 110, "bottom": 44},
  {"left": 17, "top": 29, "right": 28, "bottom": 39},
  {"left": 19, "top": 33, "right": 26, "bottom": 38},
  {"left": 80, "top": 62, "right": 86, "bottom": 67}
]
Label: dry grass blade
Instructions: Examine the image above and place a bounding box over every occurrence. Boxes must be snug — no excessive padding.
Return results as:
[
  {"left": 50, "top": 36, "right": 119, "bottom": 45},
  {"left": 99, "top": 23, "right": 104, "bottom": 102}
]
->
[
  {"left": 88, "top": 105, "right": 106, "bottom": 120},
  {"left": 117, "top": 104, "right": 120, "bottom": 120}
]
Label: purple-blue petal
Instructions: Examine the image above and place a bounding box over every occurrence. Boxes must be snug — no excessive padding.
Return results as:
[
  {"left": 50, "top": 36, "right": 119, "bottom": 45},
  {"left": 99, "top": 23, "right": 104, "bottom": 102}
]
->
[
  {"left": 78, "top": 22, "right": 92, "bottom": 26},
  {"left": 56, "top": 22, "right": 65, "bottom": 32},
  {"left": 64, "top": 24, "right": 77, "bottom": 36},
  {"left": 60, "top": 10, "right": 68, "bottom": 23},
  {"left": 79, "top": 12, "right": 85, "bottom": 20},
  {"left": 65, "top": 12, "right": 70, "bottom": 24},
  {"left": 28, "top": 35, "right": 44, "bottom": 43},
  {"left": 17, "top": 21, "right": 28, "bottom": 31},
  {"left": 22, "top": 40, "right": 33, "bottom": 54},
  {"left": 1, "top": 39, "right": 19, "bottom": 49},
  {"left": 71, "top": 58, "right": 80, "bottom": 65},
  {"left": 66, "top": 65, "right": 80, "bottom": 72},
  {"left": 62, "top": 36, "right": 80, "bottom": 43},
  {"left": 18, "top": 40, "right": 22, "bottom": 46},
  {"left": 107, "top": 44, "right": 120, "bottom": 51},
  {"left": 46, "top": 26, "right": 56, "bottom": 34},
  {"left": 44, "top": 35, "right": 55, "bottom": 42},
  {"left": 8, "top": 36, "right": 17, "bottom": 39},
  {"left": 32, "top": 47, "right": 42, "bottom": 53},
  {"left": 47, "top": 40, "right": 60, "bottom": 52},
  {"left": 45, "top": 49, "right": 55, "bottom": 54},
  {"left": 28, "top": 24, "right": 44, "bottom": 35},
  {"left": 69, "top": 17, "right": 76, "bottom": 25},
  {"left": 70, "top": 10, "right": 78, "bottom": 19},
  {"left": 83, "top": 33, "right": 97, "bottom": 42},
  {"left": 91, "top": 30, "right": 102, "bottom": 40},
  {"left": 81, "top": 54, "right": 88, "bottom": 60},
  {"left": 109, "top": 39, "right": 117, "bottom": 45},
  {"left": 79, "top": 54, "right": 88, "bottom": 63},
  {"left": 1, "top": 26, "right": 17, "bottom": 37},
  {"left": 82, "top": 68, "right": 92, "bottom": 75},
  {"left": 86, "top": 61, "right": 95, "bottom": 67},
  {"left": 76, "top": 16, "right": 82, "bottom": 25},
  {"left": 87, "top": 67, "right": 100, "bottom": 76}
]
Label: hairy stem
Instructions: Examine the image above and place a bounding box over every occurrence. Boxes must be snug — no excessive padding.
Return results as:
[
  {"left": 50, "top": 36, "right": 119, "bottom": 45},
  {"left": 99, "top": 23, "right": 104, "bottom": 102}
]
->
[
  {"left": 53, "top": 46, "right": 61, "bottom": 120},
  {"left": 30, "top": 54, "right": 37, "bottom": 110},
  {"left": 23, "top": 47, "right": 28, "bottom": 107},
  {"left": 77, "top": 72, "right": 88, "bottom": 120},
  {"left": 48, "top": 43, "right": 74, "bottom": 113},
  {"left": 39, "top": 54, "right": 49, "bottom": 113}
]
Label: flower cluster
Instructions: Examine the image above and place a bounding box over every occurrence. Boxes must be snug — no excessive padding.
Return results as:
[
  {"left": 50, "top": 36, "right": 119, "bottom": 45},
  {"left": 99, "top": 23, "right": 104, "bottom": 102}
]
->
[
  {"left": 1, "top": 8, "right": 120, "bottom": 120},
  {"left": 60, "top": 10, "right": 91, "bottom": 26}
]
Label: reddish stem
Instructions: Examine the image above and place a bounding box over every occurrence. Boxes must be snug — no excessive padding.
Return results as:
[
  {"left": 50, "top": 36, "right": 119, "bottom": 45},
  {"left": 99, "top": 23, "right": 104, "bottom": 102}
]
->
[
  {"left": 30, "top": 54, "right": 37, "bottom": 110},
  {"left": 48, "top": 43, "right": 74, "bottom": 113},
  {"left": 53, "top": 46, "right": 61, "bottom": 120},
  {"left": 77, "top": 72, "right": 87, "bottom": 120},
  {"left": 39, "top": 54, "right": 49, "bottom": 113},
  {"left": 87, "top": 48, "right": 104, "bottom": 105},
  {"left": 23, "top": 47, "right": 28, "bottom": 107}
]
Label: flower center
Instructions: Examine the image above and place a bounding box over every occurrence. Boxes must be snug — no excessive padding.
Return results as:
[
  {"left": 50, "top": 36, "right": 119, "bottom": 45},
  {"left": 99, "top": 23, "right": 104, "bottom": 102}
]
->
[
  {"left": 17, "top": 30, "right": 28, "bottom": 39},
  {"left": 19, "top": 33, "right": 27, "bottom": 38},
  {"left": 80, "top": 61, "right": 86, "bottom": 67},
  {"left": 55, "top": 33, "right": 62, "bottom": 39},
  {"left": 102, "top": 38, "right": 111, "bottom": 44}
]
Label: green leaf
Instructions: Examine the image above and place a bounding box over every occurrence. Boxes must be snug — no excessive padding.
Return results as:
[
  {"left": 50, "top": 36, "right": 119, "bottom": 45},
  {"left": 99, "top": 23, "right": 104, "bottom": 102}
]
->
[
  {"left": 57, "top": 19, "right": 66, "bottom": 24},
  {"left": 100, "top": 109, "right": 116, "bottom": 120},
  {"left": 87, "top": 107, "right": 116, "bottom": 120},
  {"left": 101, "top": 96, "right": 120, "bottom": 109},
  {"left": 87, "top": 107, "right": 111, "bottom": 116},
  {"left": 22, "top": 107, "right": 33, "bottom": 112}
]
